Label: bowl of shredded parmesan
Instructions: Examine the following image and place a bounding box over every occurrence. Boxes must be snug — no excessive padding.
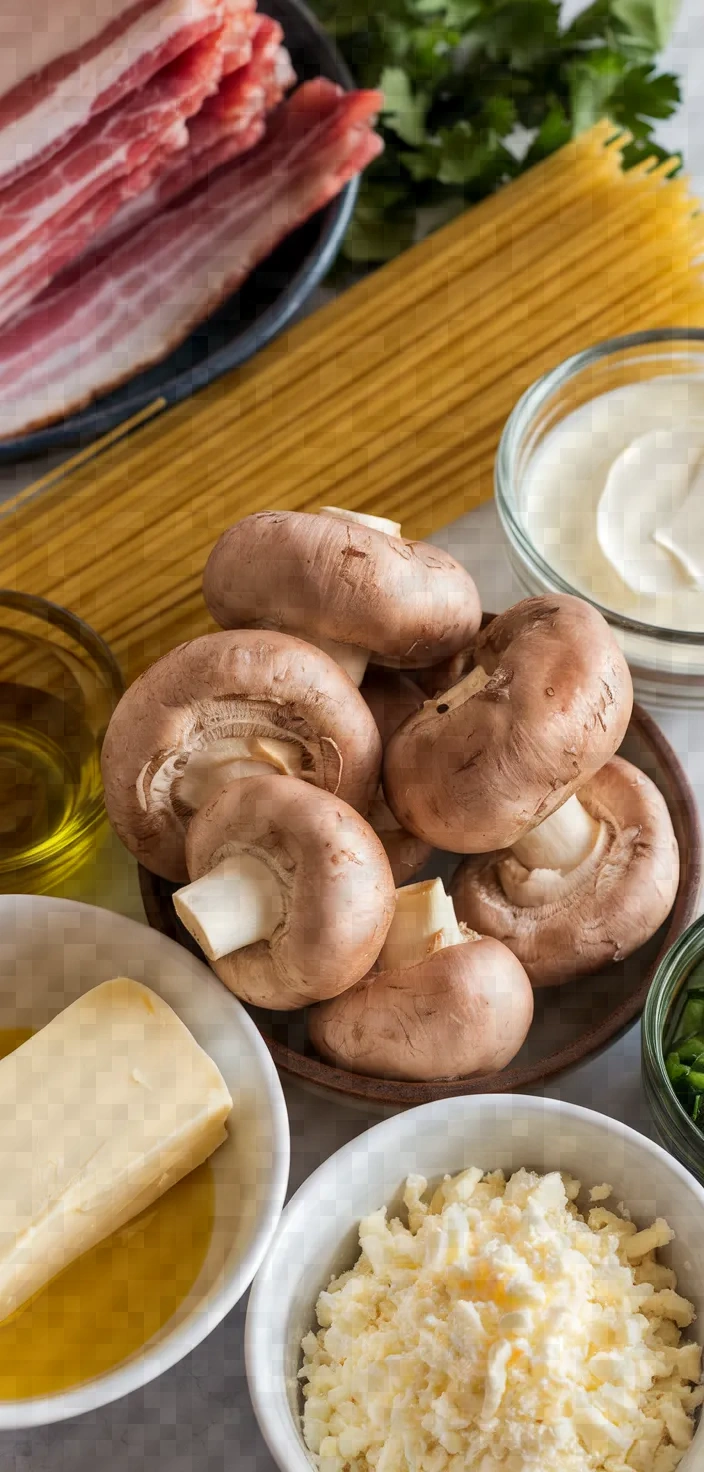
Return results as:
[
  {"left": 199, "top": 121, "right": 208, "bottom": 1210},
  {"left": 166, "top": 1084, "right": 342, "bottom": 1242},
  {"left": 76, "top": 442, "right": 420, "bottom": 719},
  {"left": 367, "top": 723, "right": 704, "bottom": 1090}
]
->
[{"left": 245, "top": 1095, "right": 704, "bottom": 1472}]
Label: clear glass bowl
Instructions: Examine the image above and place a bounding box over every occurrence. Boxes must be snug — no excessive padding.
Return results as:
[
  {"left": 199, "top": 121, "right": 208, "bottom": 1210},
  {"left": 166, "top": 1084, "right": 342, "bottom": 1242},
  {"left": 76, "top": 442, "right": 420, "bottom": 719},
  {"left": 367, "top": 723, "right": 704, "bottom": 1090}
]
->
[
  {"left": 0, "top": 592, "right": 123, "bottom": 893},
  {"left": 495, "top": 328, "right": 704, "bottom": 709},
  {"left": 642, "top": 915, "right": 704, "bottom": 1184}
]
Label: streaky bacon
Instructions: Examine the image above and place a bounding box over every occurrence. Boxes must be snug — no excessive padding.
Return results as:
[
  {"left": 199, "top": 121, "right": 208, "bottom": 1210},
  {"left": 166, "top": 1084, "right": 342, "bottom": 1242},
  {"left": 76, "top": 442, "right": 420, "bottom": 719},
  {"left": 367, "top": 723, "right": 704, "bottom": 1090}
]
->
[
  {"left": 0, "top": 26, "right": 231, "bottom": 313},
  {"left": 221, "top": 0, "right": 259, "bottom": 74},
  {"left": 0, "top": 133, "right": 185, "bottom": 329},
  {"left": 0, "top": 0, "right": 232, "bottom": 188},
  {"left": 0, "top": 81, "right": 383, "bottom": 440},
  {"left": 82, "top": 17, "right": 295, "bottom": 262}
]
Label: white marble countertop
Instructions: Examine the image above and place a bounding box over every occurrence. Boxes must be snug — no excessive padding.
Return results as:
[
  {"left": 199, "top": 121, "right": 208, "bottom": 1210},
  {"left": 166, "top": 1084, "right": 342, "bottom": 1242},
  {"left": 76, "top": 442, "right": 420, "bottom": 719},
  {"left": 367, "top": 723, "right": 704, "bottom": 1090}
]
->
[{"left": 2, "top": 4, "right": 704, "bottom": 1465}]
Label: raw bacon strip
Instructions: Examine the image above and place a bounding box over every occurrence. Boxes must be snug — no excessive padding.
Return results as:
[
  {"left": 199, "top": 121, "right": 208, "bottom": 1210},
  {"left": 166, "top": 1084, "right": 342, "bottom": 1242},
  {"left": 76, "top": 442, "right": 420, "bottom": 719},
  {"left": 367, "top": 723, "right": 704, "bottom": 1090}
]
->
[
  {"left": 0, "top": 132, "right": 185, "bottom": 328},
  {"left": 0, "top": 27, "right": 230, "bottom": 296},
  {"left": 193, "top": 17, "right": 295, "bottom": 142},
  {"left": 87, "top": 18, "right": 295, "bottom": 259},
  {"left": 0, "top": 0, "right": 230, "bottom": 188},
  {"left": 221, "top": 0, "right": 259, "bottom": 74},
  {"left": 0, "top": 81, "right": 383, "bottom": 440}
]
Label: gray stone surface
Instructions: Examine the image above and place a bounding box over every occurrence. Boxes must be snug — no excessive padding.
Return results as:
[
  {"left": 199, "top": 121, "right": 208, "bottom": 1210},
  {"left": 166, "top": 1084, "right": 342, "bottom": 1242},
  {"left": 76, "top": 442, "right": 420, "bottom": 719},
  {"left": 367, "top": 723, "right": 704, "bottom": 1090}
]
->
[{"left": 2, "top": 498, "right": 699, "bottom": 1472}]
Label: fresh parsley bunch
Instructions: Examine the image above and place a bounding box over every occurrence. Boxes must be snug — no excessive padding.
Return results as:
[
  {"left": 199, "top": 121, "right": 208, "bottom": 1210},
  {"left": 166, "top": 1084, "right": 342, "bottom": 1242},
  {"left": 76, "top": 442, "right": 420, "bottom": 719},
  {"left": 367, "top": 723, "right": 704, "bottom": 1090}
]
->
[{"left": 313, "top": 0, "right": 682, "bottom": 262}]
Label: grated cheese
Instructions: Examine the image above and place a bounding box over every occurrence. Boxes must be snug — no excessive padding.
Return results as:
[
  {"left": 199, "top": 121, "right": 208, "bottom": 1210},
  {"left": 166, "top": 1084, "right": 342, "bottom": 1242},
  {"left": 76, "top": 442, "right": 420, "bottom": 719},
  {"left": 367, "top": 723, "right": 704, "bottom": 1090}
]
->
[{"left": 299, "top": 1168, "right": 703, "bottom": 1472}]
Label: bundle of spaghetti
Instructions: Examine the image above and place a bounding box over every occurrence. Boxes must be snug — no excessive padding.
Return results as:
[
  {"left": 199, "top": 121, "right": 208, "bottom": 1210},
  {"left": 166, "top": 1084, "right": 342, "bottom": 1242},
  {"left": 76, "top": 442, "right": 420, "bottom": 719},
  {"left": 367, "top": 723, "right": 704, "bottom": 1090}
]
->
[{"left": 2, "top": 118, "right": 704, "bottom": 684}]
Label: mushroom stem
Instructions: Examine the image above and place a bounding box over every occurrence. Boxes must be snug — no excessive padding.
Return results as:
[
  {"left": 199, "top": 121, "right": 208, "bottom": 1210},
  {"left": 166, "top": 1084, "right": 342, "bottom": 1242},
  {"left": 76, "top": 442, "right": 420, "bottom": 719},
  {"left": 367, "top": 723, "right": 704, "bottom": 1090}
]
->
[
  {"left": 511, "top": 794, "right": 601, "bottom": 873},
  {"left": 319, "top": 506, "right": 402, "bottom": 538},
  {"left": 312, "top": 509, "right": 404, "bottom": 685},
  {"left": 314, "top": 633, "right": 370, "bottom": 687},
  {"left": 177, "top": 737, "right": 303, "bottom": 812},
  {"left": 432, "top": 664, "right": 491, "bottom": 712},
  {"left": 379, "top": 878, "right": 466, "bottom": 971},
  {"left": 173, "top": 852, "right": 284, "bottom": 962}
]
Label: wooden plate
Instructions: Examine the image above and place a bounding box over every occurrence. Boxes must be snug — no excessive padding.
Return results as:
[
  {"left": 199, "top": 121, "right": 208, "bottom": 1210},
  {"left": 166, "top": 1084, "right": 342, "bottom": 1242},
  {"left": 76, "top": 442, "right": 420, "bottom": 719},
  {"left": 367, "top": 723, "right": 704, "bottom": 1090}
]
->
[{"left": 139, "top": 697, "right": 701, "bottom": 1108}]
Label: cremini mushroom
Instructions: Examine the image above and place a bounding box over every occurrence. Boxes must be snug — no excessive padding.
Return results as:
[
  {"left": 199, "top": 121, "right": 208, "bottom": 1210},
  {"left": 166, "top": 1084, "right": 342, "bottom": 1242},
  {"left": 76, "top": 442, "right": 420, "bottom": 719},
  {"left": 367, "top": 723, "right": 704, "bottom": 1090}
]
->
[
  {"left": 414, "top": 647, "right": 475, "bottom": 700},
  {"left": 451, "top": 755, "right": 680, "bottom": 986},
  {"left": 308, "top": 877, "right": 533, "bottom": 1080},
  {"left": 202, "top": 507, "right": 482, "bottom": 686},
  {"left": 101, "top": 628, "right": 382, "bottom": 882},
  {"left": 174, "top": 774, "right": 396, "bottom": 1009},
  {"left": 383, "top": 595, "right": 633, "bottom": 853},
  {"left": 361, "top": 668, "right": 432, "bottom": 884}
]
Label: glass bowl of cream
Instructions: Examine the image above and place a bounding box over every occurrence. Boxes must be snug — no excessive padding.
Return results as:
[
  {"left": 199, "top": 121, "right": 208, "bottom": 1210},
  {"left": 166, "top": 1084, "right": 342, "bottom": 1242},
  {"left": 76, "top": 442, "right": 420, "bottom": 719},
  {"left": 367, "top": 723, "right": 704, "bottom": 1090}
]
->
[{"left": 495, "top": 329, "right": 704, "bottom": 708}]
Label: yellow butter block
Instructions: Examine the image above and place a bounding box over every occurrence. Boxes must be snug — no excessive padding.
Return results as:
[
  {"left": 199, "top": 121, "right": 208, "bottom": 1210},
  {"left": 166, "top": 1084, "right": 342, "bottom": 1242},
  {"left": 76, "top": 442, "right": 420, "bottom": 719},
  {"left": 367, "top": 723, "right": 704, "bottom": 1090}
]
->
[{"left": 0, "top": 977, "right": 232, "bottom": 1320}]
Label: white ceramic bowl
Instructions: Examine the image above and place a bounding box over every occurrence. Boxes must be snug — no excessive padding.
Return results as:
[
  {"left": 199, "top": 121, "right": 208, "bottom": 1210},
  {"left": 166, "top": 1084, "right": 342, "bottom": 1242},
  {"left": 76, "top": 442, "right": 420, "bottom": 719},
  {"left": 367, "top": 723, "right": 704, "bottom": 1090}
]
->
[
  {"left": 246, "top": 1094, "right": 704, "bottom": 1472},
  {"left": 0, "top": 894, "right": 290, "bottom": 1428}
]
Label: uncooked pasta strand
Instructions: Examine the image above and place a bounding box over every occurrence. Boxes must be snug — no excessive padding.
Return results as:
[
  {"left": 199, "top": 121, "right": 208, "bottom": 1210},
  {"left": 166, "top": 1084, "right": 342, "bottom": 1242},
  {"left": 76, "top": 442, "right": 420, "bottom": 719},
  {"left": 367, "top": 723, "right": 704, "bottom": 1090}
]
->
[
  {"left": 5, "top": 173, "right": 700, "bottom": 604},
  {"left": 1, "top": 123, "right": 704, "bottom": 682}
]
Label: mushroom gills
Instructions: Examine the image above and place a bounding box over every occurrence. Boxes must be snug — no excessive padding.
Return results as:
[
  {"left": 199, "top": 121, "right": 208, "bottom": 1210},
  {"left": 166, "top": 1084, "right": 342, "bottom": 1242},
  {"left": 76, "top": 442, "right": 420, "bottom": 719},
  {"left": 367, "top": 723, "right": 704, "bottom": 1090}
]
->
[
  {"left": 173, "top": 852, "right": 284, "bottom": 962},
  {"left": 312, "top": 507, "right": 404, "bottom": 686},
  {"left": 510, "top": 794, "right": 603, "bottom": 878},
  {"left": 380, "top": 878, "right": 468, "bottom": 971},
  {"left": 177, "top": 737, "right": 305, "bottom": 812}
]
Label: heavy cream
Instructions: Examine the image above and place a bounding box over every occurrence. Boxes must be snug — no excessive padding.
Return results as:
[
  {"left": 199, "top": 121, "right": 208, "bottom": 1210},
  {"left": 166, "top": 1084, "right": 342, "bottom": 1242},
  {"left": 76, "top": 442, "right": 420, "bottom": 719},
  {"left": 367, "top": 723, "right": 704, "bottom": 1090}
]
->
[{"left": 520, "top": 376, "right": 704, "bottom": 633}]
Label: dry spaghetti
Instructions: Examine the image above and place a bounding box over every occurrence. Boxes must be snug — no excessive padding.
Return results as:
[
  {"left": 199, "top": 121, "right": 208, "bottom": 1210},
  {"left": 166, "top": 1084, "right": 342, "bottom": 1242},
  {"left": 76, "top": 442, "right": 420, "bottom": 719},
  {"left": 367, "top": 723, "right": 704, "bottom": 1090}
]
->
[{"left": 1, "top": 122, "right": 703, "bottom": 683}]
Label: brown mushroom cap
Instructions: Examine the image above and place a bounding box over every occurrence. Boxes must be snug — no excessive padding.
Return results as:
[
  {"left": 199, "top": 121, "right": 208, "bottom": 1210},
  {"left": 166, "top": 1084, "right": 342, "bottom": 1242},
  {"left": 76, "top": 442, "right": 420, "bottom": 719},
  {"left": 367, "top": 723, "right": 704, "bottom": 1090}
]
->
[
  {"left": 383, "top": 595, "right": 634, "bottom": 853},
  {"left": 101, "top": 629, "right": 382, "bottom": 882},
  {"left": 185, "top": 775, "right": 396, "bottom": 1009},
  {"left": 308, "top": 937, "right": 534, "bottom": 1080},
  {"left": 450, "top": 756, "right": 679, "bottom": 987},
  {"left": 202, "top": 510, "right": 482, "bottom": 668},
  {"left": 361, "top": 668, "right": 433, "bottom": 884}
]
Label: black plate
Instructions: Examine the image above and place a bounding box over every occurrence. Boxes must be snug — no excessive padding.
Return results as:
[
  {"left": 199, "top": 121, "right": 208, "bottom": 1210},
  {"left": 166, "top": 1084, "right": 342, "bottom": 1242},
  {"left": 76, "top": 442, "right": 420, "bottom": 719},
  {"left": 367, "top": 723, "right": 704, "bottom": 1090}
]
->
[{"left": 0, "top": 0, "right": 357, "bottom": 462}]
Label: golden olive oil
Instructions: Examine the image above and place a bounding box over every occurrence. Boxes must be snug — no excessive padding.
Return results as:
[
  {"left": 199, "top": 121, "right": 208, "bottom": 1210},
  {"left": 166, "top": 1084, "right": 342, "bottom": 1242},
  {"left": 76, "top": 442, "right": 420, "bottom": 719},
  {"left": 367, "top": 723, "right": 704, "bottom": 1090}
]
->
[
  {"left": 0, "top": 1029, "right": 216, "bottom": 1398},
  {"left": 0, "top": 682, "right": 105, "bottom": 892}
]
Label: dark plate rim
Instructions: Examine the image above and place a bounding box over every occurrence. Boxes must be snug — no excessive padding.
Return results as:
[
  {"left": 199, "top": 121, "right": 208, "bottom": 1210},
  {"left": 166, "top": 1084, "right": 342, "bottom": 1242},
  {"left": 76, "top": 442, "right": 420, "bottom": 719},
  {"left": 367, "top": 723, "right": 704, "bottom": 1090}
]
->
[{"left": 0, "top": 0, "right": 359, "bottom": 462}]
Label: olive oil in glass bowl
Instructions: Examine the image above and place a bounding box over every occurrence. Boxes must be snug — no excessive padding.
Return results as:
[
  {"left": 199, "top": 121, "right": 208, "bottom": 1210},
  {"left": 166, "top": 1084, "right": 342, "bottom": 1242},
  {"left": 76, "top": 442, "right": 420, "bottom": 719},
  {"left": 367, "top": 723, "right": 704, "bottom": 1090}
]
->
[
  {"left": 0, "top": 593, "right": 123, "bottom": 893},
  {"left": 642, "top": 915, "right": 704, "bottom": 1184}
]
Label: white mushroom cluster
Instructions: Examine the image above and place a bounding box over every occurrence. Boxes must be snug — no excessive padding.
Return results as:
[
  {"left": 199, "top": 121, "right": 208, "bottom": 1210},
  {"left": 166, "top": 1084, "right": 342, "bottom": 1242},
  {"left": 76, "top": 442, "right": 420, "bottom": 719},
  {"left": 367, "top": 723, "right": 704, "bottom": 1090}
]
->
[{"left": 100, "top": 507, "right": 681, "bottom": 1083}]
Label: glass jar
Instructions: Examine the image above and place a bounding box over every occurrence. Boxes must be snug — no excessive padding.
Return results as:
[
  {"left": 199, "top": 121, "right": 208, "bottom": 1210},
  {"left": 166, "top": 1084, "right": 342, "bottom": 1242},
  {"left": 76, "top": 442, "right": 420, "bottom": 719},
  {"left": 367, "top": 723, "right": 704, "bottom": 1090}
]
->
[
  {"left": 495, "top": 328, "right": 704, "bottom": 709},
  {"left": 642, "top": 916, "right": 704, "bottom": 1184},
  {"left": 0, "top": 591, "right": 124, "bottom": 893}
]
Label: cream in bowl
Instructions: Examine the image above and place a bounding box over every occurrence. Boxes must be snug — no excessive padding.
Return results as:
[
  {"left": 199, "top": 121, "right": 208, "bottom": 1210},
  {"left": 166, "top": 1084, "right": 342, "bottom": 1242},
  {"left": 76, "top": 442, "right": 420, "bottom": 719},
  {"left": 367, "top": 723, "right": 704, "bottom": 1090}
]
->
[
  {"left": 0, "top": 894, "right": 289, "bottom": 1428},
  {"left": 521, "top": 377, "right": 704, "bottom": 636},
  {"left": 495, "top": 330, "right": 704, "bottom": 707},
  {"left": 246, "top": 1095, "right": 704, "bottom": 1472}
]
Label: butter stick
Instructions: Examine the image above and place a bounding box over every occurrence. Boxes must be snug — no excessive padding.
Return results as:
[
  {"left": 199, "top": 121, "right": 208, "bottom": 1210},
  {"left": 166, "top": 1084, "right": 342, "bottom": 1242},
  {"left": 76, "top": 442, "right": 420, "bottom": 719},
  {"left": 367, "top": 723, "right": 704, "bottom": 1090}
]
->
[{"left": 0, "top": 977, "right": 233, "bottom": 1320}]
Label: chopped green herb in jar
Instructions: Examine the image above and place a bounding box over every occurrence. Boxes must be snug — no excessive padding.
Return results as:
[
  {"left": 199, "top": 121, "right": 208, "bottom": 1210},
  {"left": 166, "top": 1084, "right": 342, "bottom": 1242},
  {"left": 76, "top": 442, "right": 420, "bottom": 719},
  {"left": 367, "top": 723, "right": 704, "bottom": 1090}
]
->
[{"left": 665, "top": 976, "right": 704, "bottom": 1127}]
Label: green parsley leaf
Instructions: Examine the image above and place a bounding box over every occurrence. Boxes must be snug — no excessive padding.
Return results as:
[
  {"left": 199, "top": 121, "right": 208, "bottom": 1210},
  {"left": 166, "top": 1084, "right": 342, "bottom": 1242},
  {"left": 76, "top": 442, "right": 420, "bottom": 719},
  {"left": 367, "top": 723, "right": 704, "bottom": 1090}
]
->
[
  {"left": 341, "top": 179, "right": 417, "bottom": 261},
  {"left": 612, "top": 62, "right": 681, "bottom": 135},
  {"left": 380, "top": 66, "right": 430, "bottom": 145},
  {"left": 568, "top": 51, "right": 626, "bottom": 136},
  {"left": 310, "top": 0, "right": 684, "bottom": 264},
  {"left": 613, "top": 0, "right": 680, "bottom": 52}
]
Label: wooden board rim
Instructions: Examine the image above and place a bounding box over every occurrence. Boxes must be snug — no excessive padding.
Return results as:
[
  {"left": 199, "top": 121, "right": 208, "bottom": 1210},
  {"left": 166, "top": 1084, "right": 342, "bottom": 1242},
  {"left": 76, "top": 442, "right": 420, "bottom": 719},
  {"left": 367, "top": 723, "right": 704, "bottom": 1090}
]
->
[{"left": 138, "top": 686, "right": 702, "bottom": 1107}]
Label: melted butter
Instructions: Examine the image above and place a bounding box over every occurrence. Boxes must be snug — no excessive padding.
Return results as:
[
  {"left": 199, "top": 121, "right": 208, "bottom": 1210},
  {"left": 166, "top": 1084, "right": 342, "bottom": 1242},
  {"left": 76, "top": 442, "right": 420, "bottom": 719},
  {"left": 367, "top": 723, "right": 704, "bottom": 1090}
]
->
[{"left": 0, "top": 1027, "right": 215, "bottom": 1399}]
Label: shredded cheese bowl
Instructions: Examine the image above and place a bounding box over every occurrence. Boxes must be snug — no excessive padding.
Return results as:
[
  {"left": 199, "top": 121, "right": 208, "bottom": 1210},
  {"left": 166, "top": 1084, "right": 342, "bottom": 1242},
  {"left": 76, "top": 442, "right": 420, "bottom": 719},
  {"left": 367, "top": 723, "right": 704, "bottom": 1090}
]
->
[{"left": 245, "top": 1096, "right": 704, "bottom": 1472}]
